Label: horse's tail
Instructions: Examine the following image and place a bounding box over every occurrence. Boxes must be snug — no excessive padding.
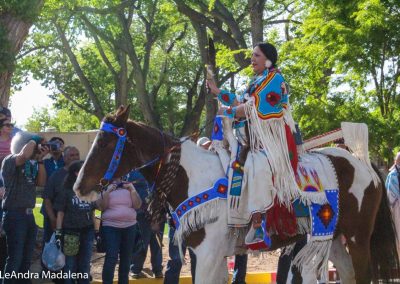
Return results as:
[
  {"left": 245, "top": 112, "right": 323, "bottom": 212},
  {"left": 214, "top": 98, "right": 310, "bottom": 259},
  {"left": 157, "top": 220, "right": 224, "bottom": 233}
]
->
[{"left": 370, "top": 163, "right": 400, "bottom": 282}]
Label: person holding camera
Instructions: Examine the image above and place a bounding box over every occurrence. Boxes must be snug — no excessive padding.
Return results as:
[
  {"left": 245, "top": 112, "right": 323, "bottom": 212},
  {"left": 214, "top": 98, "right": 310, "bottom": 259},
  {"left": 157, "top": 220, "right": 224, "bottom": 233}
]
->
[
  {"left": 96, "top": 179, "right": 142, "bottom": 284},
  {"left": 1, "top": 131, "right": 49, "bottom": 283},
  {"left": 43, "top": 137, "right": 65, "bottom": 179},
  {"left": 54, "top": 160, "right": 95, "bottom": 284}
]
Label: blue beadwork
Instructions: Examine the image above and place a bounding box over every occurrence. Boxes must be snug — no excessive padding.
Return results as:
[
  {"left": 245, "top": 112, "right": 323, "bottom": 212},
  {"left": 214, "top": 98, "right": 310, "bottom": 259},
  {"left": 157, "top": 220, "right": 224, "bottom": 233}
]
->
[
  {"left": 100, "top": 122, "right": 127, "bottom": 182},
  {"left": 217, "top": 90, "right": 236, "bottom": 106},
  {"left": 171, "top": 178, "right": 228, "bottom": 230}
]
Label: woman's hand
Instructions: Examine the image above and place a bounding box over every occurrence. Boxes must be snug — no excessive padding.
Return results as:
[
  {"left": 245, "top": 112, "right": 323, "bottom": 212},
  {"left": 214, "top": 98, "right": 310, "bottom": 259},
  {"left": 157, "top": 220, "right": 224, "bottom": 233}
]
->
[
  {"left": 123, "top": 182, "right": 136, "bottom": 192},
  {"left": 217, "top": 107, "right": 227, "bottom": 115},
  {"left": 206, "top": 79, "right": 220, "bottom": 96},
  {"left": 106, "top": 183, "right": 117, "bottom": 192},
  {"left": 37, "top": 143, "right": 50, "bottom": 161}
]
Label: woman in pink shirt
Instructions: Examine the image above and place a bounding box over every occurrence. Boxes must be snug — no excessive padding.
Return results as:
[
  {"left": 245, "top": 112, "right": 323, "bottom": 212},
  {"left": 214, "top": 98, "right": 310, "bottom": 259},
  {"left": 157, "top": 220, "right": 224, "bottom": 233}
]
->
[{"left": 97, "top": 180, "right": 142, "bottom": 284}]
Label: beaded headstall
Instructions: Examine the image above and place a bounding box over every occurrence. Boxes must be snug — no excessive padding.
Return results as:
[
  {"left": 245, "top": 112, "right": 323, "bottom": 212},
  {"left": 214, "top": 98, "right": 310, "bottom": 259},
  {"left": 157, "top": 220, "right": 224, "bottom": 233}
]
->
[{"left": 99, "top": 121, "right": 127, "bottom": 186}]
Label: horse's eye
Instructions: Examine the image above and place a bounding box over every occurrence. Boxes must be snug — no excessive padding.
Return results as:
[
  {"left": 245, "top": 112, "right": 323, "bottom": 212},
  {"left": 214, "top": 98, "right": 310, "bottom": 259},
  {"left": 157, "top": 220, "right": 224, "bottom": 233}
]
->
[
  {"left": 97, "top": 133, "right": 109, "bottom": 148},
  {"left": 98, "top": 139, "right": 108, "bottom": 148}
]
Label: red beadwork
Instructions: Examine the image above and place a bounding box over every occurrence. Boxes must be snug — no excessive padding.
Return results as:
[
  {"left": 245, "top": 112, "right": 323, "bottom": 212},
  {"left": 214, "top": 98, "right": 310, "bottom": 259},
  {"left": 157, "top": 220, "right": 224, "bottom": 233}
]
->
[
  {"left": 222, "top": 94, "right": 230, "bottom": 102},
  {"left": 182, "top": 205, "right": 187, "bottom": 211},
  {"left": 188, "top": 201, "right": 194, "bottom": 207},
  {"left": 266, "top": 92, "right": 281, "bottom": 107},
  {"left": 177, "top": 210, "right": 182, "bottom": 216},
  {"left": 203, "top": 193, "right": 209, "bottom": 199},
  {"left": 195, "top": 197, "right": 201, "bottom": 203}
]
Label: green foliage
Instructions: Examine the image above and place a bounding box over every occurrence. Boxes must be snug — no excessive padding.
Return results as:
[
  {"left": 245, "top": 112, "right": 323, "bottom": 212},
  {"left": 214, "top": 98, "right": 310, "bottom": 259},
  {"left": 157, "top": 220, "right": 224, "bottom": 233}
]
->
[
  {"left": 0, "top": 0, "right": 43, "bottom": 21},
  {"left": 12, "top": 0, "right": 400, "bottom": 165},
  {"left": 25, "top": 107, "right": 99, "bottom": 132}
]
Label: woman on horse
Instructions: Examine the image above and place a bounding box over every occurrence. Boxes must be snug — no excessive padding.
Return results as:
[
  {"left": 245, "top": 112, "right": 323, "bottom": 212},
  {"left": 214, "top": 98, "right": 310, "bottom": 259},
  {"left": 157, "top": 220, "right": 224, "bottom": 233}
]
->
[{"left": 207, "top": 42, "right": 299, "bottom": 216}]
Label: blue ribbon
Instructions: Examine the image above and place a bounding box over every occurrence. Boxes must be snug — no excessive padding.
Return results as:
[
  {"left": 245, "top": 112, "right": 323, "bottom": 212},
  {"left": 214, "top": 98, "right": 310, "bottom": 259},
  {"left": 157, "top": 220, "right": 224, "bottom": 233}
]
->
[{"left": 100, "top": 122, "right": 127, "bottom": 182}]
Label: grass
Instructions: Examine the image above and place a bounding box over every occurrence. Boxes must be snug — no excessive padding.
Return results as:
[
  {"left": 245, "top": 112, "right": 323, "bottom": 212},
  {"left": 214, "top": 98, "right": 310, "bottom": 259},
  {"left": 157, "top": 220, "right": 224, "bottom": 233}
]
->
[{"left": 34, "top": 197, "right": 43, "bottom": 228}]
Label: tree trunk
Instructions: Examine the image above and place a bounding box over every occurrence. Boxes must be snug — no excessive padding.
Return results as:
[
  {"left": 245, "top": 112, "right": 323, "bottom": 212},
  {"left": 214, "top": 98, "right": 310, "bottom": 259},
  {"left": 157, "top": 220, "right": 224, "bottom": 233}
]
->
[
  {"left": 0, "top": 1, "right": 44, "bottom": 106},
  {"left": 115, "top": 50, "right": 128, "bottom": 108},
  {"left": 248, "top": 0, "right": 265, "bottom": 46}
]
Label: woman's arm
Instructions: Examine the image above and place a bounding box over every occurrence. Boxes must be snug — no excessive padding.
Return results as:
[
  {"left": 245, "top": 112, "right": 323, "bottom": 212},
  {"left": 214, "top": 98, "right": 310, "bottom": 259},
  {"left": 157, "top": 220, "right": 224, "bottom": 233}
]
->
[
  {"left": 124, "top": 183, "right": 142, "bottom": 209},
  {"left": 207, "top": 79, "right": 239, "bottom": 107},
  {"left": 95, "top": 184, "right": 115, "bottom": 211},
  {"left": 217, "top": 104, "right": 247, "bottom": 119},
  {"left": 56, "top": 211, "right": 64, "bottom": 230}
]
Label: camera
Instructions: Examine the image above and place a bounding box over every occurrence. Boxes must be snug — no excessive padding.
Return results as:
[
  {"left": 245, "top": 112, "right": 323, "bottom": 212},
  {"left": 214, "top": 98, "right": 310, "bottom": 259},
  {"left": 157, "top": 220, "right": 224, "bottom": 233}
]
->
[{"left": 42, "top": 141, "right": 61, "bottom": 151}]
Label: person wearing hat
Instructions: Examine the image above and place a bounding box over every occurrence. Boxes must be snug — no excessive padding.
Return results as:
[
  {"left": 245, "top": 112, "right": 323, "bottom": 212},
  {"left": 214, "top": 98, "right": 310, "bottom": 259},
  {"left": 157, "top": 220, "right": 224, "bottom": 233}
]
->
[
  {"left": 196, "top": 137, "right": 211, "bottom": 150},
  {"left": 385, "top": 152, "right": 400, "bottom": 256}
]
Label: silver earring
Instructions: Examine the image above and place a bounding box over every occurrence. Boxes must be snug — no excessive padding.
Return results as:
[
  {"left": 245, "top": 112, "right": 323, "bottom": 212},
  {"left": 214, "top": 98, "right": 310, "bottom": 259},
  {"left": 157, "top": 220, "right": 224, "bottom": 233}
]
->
[{"left": 265, "top": 60, "right": 272, "bottom": 68}]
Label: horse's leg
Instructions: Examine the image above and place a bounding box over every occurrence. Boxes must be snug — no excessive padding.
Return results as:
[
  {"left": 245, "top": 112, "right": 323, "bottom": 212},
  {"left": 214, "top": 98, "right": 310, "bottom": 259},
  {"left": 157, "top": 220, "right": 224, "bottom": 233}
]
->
[
  {"left": 329, "top": 235, "right": 355, "bottom": 284},
  {"left": 187, "top": 204, "right": 232, "bottom": 284}
]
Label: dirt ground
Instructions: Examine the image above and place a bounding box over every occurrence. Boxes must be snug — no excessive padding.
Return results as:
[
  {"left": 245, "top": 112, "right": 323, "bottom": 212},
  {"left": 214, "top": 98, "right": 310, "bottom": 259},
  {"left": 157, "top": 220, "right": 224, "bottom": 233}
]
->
[
  {"left": 89, "top": 238, "right": 280, "bottom": 280},
  {"left": 31, "top": 233, "right": 280, "bottom": 282}
]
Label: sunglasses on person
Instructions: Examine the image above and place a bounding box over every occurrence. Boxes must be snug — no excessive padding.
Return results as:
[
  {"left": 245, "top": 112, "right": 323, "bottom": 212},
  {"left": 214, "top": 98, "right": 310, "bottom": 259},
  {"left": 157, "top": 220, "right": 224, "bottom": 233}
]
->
[{"left": 2, "top": 123, "right": 14, "bottom": 128}]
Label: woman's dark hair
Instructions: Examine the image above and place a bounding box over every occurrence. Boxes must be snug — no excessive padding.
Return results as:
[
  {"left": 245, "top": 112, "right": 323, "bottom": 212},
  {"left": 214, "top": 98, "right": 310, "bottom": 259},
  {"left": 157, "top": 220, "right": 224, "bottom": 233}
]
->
[
  {"left": 0, "top": 118, "right": 7, "bottom": 128},
  {"left": 64, "top": 160, "right": 84, "bottom": 189},
  {"left": 256, "top": 42, "right": 278, "bottom": 67}
]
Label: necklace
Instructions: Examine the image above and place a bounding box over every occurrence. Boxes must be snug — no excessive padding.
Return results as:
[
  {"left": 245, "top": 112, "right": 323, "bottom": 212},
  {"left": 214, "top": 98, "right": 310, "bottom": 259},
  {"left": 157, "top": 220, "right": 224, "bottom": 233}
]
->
[{"left": 24, "top": 160, "right": 38, "bottom": 183}]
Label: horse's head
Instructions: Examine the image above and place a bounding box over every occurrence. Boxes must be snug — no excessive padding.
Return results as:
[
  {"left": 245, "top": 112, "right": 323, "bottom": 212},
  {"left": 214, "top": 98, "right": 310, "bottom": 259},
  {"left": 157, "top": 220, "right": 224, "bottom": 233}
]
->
[{"left": 74, "top": 105, "right": 148, "bottom": 201}]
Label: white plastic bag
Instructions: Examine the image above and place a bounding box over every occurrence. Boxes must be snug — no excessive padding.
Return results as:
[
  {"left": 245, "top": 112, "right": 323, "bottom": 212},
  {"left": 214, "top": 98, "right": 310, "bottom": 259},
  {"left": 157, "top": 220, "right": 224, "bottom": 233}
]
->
[{"left": 42, "top": 233, "right": 65, "bottom": 271}]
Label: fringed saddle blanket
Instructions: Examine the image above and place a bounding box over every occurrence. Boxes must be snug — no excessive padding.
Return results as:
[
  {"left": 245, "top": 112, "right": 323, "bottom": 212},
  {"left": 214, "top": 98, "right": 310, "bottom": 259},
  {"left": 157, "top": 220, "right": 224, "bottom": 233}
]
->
[{"left": 292, "top": 152, "right": 340, "bottom": 281}]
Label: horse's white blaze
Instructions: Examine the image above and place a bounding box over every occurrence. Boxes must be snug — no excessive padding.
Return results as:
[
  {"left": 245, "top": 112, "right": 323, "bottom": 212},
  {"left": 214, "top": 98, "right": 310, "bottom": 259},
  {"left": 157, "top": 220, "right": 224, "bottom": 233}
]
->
[
  {"left": 318, "top": 148, "right": 374, "bottom": 212},
  {"left": 74, "top": 133, "right": 100, "bottom": 202}
]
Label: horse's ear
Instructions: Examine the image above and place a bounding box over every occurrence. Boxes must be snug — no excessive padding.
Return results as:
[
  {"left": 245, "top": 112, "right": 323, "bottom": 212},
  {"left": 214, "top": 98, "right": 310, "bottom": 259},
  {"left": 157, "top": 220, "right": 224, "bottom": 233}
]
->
[{"left": 115, "top": 104, "right": 131, "bottom": 124}]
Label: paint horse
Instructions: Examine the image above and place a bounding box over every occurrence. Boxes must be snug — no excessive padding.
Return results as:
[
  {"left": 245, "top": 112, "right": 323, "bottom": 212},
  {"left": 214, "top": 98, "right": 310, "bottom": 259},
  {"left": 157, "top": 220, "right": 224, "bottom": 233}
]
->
[{"left": 74, "top": 106, "right": 399, "bottom": 284}]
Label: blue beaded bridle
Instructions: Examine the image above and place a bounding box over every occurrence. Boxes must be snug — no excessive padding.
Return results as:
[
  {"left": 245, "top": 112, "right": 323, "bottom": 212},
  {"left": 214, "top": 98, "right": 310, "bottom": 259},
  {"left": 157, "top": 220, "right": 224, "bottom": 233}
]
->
[{"left": 99, "top": 121, "right": 127, "bottom": 186}]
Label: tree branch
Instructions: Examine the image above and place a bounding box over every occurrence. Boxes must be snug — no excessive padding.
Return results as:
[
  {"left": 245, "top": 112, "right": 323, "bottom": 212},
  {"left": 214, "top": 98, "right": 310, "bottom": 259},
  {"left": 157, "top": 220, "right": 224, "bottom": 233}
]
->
[
  {"left": 266, "top": 19, "right": 302, "bottom": 25},
  {"left": 80, "top": 15, "right": 116, "bottom": 46},
  {"left": 83, "top": 20, "right": 118, "bottom": 77},
  {"left": 74, "top": 0, "right": 139, "bottom": 15},
  {"left": 54, "top": 21, "right": 104, "bottom": 119},
  {"left": 16, "top": 44, "right": 60, "bottom": 59},
  {"left": 55, "top": 82, "right": 93, "bottom": 114}
]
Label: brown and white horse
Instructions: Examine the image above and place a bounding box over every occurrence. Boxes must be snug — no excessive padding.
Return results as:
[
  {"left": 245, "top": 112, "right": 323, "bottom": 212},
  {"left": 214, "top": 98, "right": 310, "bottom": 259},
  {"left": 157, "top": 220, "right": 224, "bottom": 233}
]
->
[{"left": 74, "top": 106, "right": 399, "bottom": 284}]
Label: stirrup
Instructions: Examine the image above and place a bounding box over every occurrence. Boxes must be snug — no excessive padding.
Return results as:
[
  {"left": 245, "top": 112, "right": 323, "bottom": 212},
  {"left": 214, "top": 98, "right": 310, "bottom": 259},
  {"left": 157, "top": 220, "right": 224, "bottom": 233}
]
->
[{"left": 252, "top": 212, "right": 262, "bottom": 228}]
